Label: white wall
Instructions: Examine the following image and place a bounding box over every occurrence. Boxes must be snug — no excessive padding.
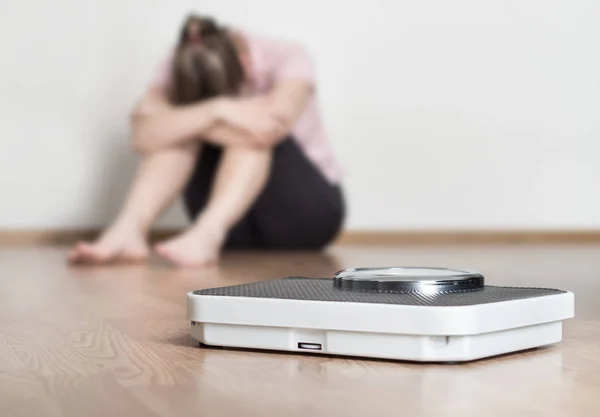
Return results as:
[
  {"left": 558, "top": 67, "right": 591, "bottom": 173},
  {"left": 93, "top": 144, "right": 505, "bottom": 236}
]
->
[{"left": 1, "top": 1, "right": 599, "bottom": 231}]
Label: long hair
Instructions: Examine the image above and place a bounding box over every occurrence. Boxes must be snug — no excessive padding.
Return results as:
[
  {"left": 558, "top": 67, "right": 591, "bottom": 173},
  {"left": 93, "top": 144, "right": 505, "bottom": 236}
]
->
[{"left": 169, "top": 14, "right": 246, "bottom": 104}]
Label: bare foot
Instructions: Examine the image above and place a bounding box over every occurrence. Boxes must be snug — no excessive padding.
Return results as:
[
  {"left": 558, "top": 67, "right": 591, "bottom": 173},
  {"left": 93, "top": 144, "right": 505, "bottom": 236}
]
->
[
  {"left": 154, "top": 223, "right": 226, "bottom": 268},
  {"left": 67, "top": 224, "right": 150, "bottom": 265}
]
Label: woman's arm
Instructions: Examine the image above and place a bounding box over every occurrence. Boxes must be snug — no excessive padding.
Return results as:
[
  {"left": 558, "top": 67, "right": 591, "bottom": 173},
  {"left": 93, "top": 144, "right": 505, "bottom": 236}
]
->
[
  {"left": 130, "top": 76, "right": 313, "bottom": 153},
  {"left": 131, "top": 95, "right": 219, "bottom": 154},
  {"left": 130, "top": 86, "right": 172, "bottom": 119},
  {"left": 130, "top": 92, "right": 288, "bottom": 153},
  {"left": 198, "top": 79, "right": 313, "bottom": 148},
  {"left": 258, "top": 79, "right": 314, "bottom": 145}
]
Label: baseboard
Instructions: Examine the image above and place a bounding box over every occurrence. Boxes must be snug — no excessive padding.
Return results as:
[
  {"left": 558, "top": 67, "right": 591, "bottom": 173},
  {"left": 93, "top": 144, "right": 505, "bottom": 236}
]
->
[
  {"left": 334, "top": 230, "right": 600, "bottom": 244},
  {"left": 2, "top": 229, "right": 600, "bottom": 246},
  {"left": 0, "top": 229, "right": 181, "bottom": 246}
]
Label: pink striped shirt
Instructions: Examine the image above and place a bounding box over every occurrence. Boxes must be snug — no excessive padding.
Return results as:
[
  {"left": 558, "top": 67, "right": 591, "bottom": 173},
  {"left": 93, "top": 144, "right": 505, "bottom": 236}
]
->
[{"left": 151, "top": 31, "right": 342, "bottom": 185}]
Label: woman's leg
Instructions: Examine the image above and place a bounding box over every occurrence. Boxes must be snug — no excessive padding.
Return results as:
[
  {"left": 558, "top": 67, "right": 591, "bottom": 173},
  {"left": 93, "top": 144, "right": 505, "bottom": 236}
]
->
[
  {"left": 244, "top": 138, "right": 345, "bottom": 249},
  {"left": 68, "top": 143, "right": 200, "bottom": 264},
  {"left": 154, "top": 137, "right": 344, "bottom": 267},
  {"left": 154, "top": 144, "right": 272, "bottom": 267}
]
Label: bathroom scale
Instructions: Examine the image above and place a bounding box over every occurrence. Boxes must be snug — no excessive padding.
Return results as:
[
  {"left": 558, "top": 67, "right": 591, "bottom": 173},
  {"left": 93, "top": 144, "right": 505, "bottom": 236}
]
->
[{"left": 186, "top": 267, "right": 574, "bottom": 362}]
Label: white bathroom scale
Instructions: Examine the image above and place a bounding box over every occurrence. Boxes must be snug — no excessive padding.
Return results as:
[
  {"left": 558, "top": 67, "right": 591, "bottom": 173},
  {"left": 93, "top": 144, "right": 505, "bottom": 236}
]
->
[{"left": 186, "top": 267, "right": 574, "bottom": 362}]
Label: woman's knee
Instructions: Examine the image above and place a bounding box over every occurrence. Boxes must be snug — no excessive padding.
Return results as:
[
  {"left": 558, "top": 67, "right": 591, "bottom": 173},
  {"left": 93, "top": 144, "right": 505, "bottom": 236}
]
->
[{"left": 220, "top": 143, "right": 273, "bottom": 170}]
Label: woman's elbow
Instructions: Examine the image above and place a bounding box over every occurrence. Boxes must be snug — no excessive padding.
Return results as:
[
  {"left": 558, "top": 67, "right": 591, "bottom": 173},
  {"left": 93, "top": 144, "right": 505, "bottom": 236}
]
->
[
  {"left": 131, "top": 139, "right": 149, "bottom": 155},
  {"left": 258, "top": 133, "right": 285, "bottom": 148},
  {"left": 261, "top": 120, "right": 293, "bottom": 147},
  {"left": 130, "top": 125, "right": 155, "bottom": 155}
]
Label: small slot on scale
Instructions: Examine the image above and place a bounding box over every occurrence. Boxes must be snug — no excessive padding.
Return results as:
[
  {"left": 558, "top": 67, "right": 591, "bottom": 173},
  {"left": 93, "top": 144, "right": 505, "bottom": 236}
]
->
[{"left": 298, "top": 342, "right": 322, "bottom": 351}]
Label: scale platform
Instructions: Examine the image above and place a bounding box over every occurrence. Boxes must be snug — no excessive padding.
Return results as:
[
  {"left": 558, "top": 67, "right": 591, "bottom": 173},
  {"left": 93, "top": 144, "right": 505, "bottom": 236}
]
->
[{"left": 186, "top": 267, "right": 574, "bottom": 362}]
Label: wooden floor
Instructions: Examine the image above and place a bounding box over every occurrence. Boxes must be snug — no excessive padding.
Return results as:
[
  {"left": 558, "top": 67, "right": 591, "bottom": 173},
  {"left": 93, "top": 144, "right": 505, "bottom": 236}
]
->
[{"left": 1, "top": 244, "right": 599, "bottom": 417}]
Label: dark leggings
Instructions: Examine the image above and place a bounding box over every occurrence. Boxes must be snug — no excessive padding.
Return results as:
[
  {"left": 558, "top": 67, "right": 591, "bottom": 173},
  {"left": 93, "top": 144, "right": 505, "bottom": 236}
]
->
[{"left": 183, "top": 137, "right": 345, "bottom": 249}]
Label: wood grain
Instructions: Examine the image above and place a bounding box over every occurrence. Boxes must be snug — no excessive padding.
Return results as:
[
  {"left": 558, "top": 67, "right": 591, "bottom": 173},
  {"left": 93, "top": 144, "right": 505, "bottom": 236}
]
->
[
  {"left": 0, "top": 244, "right": 599, "bottom": 416},
  {"left": 4, "top": 229, "right": 600, "bottom": 246}
]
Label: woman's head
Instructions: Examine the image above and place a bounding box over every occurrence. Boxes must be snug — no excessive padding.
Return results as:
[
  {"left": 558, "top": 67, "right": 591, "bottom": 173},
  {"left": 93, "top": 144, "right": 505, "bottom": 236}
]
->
[{"left": 170, "top": 14, "right": 246, "bottom": 105}]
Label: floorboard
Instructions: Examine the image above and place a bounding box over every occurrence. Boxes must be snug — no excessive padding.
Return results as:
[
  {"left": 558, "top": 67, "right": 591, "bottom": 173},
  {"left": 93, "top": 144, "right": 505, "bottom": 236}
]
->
[{"left": 0, "top": 244, "right": 598, "bottom": 416}]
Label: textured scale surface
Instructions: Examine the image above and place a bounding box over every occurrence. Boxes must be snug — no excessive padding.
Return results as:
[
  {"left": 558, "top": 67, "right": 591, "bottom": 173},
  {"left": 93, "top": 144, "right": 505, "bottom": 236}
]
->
[{"left": 193, "top": 277, "right": 565, "bottom": 306}]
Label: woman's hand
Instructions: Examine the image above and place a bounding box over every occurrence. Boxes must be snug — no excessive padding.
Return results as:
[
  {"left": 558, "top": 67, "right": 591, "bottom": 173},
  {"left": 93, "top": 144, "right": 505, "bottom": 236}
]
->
[{"left": 214, "top": 97, "right": 290, "bottom": 146}]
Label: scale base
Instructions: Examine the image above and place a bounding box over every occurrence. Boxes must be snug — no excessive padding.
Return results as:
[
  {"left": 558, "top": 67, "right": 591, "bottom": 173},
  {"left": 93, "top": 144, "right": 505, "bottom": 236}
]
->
[{"left": 191, "top": 321, "right": 562, "bottom": 362}]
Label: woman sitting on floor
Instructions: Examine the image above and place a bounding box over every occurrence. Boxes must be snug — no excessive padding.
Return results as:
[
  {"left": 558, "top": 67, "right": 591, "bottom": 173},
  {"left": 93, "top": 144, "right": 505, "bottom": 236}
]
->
[{"left": 68, "top": 13, "right": 345, "bottom": 268}]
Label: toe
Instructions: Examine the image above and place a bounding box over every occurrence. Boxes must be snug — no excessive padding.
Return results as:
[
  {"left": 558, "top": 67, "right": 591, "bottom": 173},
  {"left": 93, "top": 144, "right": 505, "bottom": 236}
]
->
[
  {"left": 78, "top": 243, "right": 113, "bottom": 263},
  {"left": 154, "top": 243, "right": 179, "bottom": 265},
  {"left": 67, "top": 248, "right": 82, "bottom": 263},
  {"left": 154, "top": 243, "right": 169, "bottom": 258},
  {"left": 67, "top": 242, "right": 89, "bottom": 263}
]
